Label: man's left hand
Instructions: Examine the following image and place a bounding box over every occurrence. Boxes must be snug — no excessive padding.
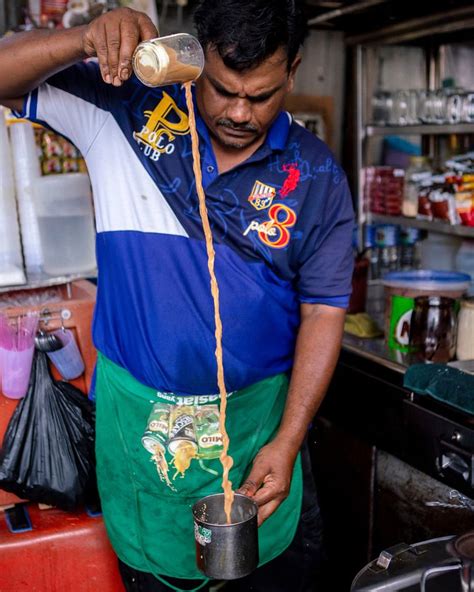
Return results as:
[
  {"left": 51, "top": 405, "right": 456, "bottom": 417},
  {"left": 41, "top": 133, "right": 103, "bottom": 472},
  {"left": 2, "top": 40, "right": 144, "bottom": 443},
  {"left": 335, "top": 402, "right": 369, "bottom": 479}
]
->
[{"left": 236, "top": 439, "right": 298, "bottom": 526}]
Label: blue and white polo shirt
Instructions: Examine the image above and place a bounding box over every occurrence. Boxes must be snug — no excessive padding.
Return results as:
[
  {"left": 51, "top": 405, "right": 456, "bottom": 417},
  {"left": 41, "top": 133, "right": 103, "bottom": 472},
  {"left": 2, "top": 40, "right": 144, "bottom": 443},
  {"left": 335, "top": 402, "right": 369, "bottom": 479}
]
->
[{"left": 20, "top": 60, "right": 354, "bottom": 395}]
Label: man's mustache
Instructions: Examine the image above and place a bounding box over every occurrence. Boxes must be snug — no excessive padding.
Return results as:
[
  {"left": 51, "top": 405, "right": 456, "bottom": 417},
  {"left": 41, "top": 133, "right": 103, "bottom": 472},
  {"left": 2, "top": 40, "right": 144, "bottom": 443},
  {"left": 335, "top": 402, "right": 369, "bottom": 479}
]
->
[{"left": 217, "top": 119, "right": 258, "bottom": 133}]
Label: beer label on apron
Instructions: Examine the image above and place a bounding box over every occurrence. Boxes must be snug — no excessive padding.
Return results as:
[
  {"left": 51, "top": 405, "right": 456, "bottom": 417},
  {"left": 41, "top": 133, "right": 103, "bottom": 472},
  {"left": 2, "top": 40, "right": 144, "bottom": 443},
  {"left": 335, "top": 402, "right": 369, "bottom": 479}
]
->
[{"left": 142, "top": 401, "right": 224, "bottom": 487}]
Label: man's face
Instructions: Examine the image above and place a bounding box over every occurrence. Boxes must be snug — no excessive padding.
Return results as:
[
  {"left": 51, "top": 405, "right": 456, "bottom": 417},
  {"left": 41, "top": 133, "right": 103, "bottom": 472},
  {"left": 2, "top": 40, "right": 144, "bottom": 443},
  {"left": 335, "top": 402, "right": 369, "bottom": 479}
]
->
[{"left": 195, "top": 47, "right": 299, "bottom": 151}]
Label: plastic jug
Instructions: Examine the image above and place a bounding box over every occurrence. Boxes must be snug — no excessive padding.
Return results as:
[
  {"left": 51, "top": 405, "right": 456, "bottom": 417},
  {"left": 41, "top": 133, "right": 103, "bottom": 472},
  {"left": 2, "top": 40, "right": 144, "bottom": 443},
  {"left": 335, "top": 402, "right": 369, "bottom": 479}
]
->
[{"left": 34, "top": 173, "right": 96, "bottom": 276}]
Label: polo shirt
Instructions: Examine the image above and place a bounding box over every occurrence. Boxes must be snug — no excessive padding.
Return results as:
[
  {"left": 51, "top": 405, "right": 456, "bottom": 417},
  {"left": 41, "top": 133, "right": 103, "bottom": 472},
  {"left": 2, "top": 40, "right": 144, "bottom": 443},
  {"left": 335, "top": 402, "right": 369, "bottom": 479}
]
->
[{"left": 19, "top": 60, "right": 354, "bottom": 395}]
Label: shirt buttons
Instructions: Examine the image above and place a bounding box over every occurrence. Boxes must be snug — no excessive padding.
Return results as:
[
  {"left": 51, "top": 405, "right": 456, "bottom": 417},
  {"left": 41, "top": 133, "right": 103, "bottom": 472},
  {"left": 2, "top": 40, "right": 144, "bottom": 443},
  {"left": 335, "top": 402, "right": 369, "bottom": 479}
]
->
[{"left": 206, "top": 165, "right": 215, "bottom": 173}]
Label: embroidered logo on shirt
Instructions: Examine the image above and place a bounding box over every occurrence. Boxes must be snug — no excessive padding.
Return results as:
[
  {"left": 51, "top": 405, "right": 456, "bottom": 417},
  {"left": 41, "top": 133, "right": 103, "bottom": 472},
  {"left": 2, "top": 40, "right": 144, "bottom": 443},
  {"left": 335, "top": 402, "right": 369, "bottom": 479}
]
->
[
  {"left": 248, "top": 180, "right": 277, "bottom": 210},
  {"left": 280, "top": 162, "right": 301, "bottom": 198},
  {"left": 243, "top": 204, "right": 297, "bottom": 249},
  {"left": 134, "top": 92, "right": 189, "bottom": 162}
]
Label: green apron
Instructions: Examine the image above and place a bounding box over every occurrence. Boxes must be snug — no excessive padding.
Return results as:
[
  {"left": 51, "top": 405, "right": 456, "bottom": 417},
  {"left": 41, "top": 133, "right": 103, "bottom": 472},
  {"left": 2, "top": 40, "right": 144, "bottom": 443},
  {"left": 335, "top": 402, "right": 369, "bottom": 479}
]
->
[{"left": 95, "top": 353, "right": 302, "bottom": 591}]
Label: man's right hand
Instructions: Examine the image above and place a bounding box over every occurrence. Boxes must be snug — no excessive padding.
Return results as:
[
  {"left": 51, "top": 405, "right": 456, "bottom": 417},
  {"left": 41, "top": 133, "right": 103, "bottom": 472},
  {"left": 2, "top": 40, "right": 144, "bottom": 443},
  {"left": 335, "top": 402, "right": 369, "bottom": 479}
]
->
[{"left": 82, "top": 7, "right": 158, "bottom": 87}]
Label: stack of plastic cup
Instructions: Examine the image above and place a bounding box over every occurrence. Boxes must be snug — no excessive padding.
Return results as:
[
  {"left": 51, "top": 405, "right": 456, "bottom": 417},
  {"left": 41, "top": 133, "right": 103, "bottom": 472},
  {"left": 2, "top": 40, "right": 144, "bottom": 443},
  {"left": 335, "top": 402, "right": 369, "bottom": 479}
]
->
[
  {"left": 0, "top": 109, "right": 25, "bottom": 286},
  {"left": 0, "top": 312, "right": 39, "bottom": 399},
  {"left": 10, "top": 121, "right": 43, "bottom": 277}
]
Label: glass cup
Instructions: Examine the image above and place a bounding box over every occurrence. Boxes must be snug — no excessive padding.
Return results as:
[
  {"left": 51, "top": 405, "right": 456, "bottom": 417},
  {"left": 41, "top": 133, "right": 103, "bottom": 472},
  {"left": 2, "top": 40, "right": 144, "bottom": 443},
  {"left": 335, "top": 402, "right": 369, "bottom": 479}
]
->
[
  {"left": 462, "top": 93, "right": 474, "bottom": 123},
  {"left": 446, "top": 93, "right": 463, "bottom": 124},
  {"left": 371, "top": 91, "right": 393, "bottom": 126},
  {"left": 406, "top": 89, "right": 421, "bottom": 125},
  {"left": 133, "top": 33, "right": 204, "bottom": 88},
  {"left": 391, "top": 90, "right": 410, "bottom": 126},
  {"left": 46, "top": 329, "right": 85, "bottom": 380}
]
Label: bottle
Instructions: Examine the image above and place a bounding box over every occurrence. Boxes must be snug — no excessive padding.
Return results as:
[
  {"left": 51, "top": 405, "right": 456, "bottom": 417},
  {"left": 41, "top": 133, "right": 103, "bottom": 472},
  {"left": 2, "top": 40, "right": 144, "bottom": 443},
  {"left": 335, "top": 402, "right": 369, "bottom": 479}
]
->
[
  {"left": 133, "top": 34, "right": 204, "bottom": 88},
  {"left": 376, "top": 224, "right": 399, "bottom": 278},
  {"left": 456, "top": 298, "right": 474, "bottom": 360},
  {"left": 399, "top": 228, "right": 420, "bottom": 270},
  {"left": 365, "top": 224, "right": 379, "bottom": 280},
  {"left": 402, "top": 156, "right": 431, "bottom": 218}
]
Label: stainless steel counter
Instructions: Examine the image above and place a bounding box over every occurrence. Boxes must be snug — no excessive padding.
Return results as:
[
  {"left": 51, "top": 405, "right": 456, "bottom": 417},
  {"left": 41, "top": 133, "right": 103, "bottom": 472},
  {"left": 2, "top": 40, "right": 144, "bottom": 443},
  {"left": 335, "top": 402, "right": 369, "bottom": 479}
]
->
[{"left": 342, "top": 333, "right": 415, "bottom": 375}]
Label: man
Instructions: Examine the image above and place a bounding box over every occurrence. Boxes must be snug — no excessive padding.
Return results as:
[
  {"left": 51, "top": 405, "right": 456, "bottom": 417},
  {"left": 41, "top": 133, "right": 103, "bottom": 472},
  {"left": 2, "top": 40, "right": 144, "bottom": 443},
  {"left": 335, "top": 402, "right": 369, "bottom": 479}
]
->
[{"left": 0, "top": 1, "right": 354, "bottom": 590}]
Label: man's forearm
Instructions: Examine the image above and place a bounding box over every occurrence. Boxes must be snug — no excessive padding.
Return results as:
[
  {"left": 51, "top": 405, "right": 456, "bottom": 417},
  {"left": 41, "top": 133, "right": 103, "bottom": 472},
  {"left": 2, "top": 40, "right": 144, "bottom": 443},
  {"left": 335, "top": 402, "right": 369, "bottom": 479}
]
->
[
  {"left": 0, "top": 27, "right": 86, "bottom": 100},
  {"left": 274, "top": 303, "right": 346, "bottom": 457}
]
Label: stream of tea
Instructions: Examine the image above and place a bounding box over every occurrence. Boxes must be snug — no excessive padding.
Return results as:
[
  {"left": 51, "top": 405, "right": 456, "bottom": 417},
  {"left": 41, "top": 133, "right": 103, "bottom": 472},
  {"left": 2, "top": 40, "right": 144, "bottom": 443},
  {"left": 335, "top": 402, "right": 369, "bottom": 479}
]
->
[{"left": 184, "top": 82, "right": 235, "bottom": 524}]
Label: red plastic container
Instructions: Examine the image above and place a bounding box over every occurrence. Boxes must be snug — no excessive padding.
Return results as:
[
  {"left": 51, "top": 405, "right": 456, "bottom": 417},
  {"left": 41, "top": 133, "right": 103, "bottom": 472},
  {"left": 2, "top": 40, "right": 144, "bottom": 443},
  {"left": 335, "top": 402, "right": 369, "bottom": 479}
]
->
[{"left": 0, "top": 504, "right": 124, "bottom": 591}]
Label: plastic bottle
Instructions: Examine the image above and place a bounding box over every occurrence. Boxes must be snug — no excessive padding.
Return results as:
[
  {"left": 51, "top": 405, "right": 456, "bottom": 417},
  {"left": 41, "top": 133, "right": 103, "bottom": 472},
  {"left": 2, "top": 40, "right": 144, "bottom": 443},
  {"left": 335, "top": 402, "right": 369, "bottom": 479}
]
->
[
  {"left": 376, "top": 224, "right": 399, "bottom": 278},
  {"left": 399, "top": 228, "right": 421, "bottom": 270},
  {"left": 455, "top": 239, "right": 474, "bottom": 296},
  {"left": 402, "top": 156, "right": 432, "bottom": 218}
]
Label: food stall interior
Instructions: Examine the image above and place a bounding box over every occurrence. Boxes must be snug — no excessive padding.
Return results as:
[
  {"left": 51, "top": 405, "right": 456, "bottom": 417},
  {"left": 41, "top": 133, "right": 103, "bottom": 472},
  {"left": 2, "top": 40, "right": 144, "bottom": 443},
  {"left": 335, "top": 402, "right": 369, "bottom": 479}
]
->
[{"left": 0, "top": 1, "right": 473, "bottom": 591}]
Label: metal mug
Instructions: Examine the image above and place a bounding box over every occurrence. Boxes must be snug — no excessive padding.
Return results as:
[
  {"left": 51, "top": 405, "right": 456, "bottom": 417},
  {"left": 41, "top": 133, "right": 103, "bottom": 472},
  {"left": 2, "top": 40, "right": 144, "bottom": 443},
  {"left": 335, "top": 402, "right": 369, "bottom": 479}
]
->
[{"left": 192, "top": 493, "right": 259, "bottom": 580}]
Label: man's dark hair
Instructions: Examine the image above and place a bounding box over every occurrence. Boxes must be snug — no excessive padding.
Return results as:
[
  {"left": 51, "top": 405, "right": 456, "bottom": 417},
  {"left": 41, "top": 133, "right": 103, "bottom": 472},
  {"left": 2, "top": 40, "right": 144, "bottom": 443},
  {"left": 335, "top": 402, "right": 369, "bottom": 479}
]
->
[{"left": 193, "top": 0, "right": 308, "bottom": 72}]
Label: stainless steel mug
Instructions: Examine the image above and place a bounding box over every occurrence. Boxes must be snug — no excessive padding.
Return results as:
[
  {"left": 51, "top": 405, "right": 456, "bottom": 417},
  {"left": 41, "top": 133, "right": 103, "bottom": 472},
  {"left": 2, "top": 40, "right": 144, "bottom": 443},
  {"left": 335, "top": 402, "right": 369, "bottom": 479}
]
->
[{"left": 192, "top": 493, "right": 259, "bottom": 580}]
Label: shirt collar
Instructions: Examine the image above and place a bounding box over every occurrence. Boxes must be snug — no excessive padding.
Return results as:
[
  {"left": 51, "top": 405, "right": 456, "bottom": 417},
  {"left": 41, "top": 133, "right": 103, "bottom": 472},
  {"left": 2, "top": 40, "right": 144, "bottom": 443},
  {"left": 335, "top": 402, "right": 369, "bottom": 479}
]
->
[{"left": 266, "top": 110, "right": 291, "bottom": 152}]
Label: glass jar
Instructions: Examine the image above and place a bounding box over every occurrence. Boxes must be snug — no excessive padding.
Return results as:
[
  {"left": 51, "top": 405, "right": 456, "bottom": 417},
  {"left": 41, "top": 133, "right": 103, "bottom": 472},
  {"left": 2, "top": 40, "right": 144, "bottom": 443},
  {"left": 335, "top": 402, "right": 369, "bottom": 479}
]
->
[
  {"left": 410, "top": 296, "right": 458, "bottom": 363},
  {"left": 133, "top": 34, "right": 204, "bottom": 87},
  {"left": 371, "top": 90, "right": 393, "bottom": 126},
  {"left": 456, "top": 298, "right": 474, "bottom": 361}
]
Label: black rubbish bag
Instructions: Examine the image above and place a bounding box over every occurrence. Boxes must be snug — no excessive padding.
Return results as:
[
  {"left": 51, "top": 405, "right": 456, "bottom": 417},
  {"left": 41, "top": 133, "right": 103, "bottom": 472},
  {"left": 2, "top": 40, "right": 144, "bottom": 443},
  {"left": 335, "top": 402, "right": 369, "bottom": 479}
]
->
[{"left": 0, "top": 351, "right": 96, "bottom": 510}]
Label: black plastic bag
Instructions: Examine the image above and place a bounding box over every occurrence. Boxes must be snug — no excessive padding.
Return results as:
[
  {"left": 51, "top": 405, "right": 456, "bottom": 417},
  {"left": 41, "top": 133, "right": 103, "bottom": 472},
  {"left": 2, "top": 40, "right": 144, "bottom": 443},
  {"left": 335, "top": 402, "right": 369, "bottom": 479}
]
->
[{"left": 0, "top": 351, "right": 96, "bottom": 510}]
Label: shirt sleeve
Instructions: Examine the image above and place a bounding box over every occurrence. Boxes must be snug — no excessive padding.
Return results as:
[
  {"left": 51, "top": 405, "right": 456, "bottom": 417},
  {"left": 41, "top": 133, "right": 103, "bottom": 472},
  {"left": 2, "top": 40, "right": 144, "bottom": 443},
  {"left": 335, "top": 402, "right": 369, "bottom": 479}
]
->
[
  {"left": 295, "top": 175, "right": 355, "bottom": 309},
  {"left": 15, "top": 60, "right": 113, "bottom": 156}
]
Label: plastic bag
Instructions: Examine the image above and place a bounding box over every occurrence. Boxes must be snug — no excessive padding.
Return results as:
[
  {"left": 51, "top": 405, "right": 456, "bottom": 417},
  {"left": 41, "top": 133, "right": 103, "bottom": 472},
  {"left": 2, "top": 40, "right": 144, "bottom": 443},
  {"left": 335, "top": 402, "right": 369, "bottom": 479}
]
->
[{"left": 0, "top": 351, "right": 96, "bottom": 510}]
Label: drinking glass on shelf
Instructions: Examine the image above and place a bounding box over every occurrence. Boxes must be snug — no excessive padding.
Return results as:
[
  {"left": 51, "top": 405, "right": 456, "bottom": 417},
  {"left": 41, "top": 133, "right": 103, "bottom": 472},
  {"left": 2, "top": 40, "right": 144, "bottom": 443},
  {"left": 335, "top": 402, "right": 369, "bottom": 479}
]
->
[
  {"left": 419, "top": 90, "right": 445, "bottom": 124},
  {"left": 371, "top": 90, "right": 393, "bottom": 125},
  {"left": 432, "top": 90, "right": 447, "bottom": 124},
  {"left": 406, "top": 89, "right": 421, "bottom": 125},
  {"left": 446, "top": 93, "right": 463, "bottom": 124},
  {"left": 390, "top": 90, "right": 409, "bottom": 126},
  {"left": 462, "top": 93, "right": 474, "bottom": 122}
]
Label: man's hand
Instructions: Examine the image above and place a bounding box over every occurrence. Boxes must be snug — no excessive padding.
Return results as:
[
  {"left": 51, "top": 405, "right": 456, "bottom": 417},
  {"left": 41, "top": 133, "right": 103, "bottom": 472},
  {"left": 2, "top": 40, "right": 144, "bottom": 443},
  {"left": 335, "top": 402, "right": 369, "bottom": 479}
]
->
[
  {"left": 82, "top": 8, "right": 158, "bottom": 86},
  {"left": 237, "top": 438, "right": 298, "bottom": 526}
]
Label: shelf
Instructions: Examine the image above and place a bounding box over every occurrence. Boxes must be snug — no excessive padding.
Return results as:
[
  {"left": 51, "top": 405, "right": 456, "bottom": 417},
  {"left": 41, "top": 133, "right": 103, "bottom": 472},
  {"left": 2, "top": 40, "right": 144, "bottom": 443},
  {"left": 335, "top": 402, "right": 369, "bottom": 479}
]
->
[
  {"left": 370, "top": 215, "right": 474, "bottom": 238},
  {"left": 0, "top": 270, "right": 97, "bottom": 295},
  {"left": 366, "top": 123, "right": 474, "bottom": 137}
]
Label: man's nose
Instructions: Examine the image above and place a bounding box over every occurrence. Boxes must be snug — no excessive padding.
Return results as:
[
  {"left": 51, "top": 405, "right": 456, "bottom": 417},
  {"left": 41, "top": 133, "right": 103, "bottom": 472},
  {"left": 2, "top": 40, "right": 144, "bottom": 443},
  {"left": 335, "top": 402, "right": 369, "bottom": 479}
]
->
[{"left": 226, "top": 98, "right": 252, "bottom": 125}]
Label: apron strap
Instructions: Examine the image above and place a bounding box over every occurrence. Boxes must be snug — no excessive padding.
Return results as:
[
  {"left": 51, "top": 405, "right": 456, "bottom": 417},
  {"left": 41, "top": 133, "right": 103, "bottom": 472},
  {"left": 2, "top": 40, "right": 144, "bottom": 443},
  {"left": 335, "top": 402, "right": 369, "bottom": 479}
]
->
[{"left": 151, "top": 573, "right": 210, "bottom": 592}]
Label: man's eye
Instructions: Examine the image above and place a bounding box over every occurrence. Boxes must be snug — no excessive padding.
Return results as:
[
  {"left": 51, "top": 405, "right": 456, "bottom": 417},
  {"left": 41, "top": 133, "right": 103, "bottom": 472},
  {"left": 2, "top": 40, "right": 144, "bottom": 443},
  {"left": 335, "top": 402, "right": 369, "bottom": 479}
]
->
[
  {"left": 249, "top": 95, "right": 271, "bottom": 104},
  {"left": 216, "top": 87, "right": 234, "bottom": 98}
]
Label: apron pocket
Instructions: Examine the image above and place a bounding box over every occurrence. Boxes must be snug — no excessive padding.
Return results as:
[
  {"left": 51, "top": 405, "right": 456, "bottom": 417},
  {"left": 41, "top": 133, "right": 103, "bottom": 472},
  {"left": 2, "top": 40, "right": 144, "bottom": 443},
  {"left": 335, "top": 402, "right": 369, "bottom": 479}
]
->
[{"left": 135, "top": 488, "right": 208, "bottom": 580}]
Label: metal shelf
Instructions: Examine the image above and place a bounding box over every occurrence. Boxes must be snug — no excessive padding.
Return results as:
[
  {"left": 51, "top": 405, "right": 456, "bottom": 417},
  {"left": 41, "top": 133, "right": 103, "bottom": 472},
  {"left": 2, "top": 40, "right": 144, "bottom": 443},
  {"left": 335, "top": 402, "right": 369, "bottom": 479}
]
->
[
  {"left": 0, "top": 270, "right": 97, "bottom": 295},
  {"left": 370, "top": 214, "right": 474, "bottom": 238},
  {"left": 366, "top": 123, "right": 474, "bottom": 137}
]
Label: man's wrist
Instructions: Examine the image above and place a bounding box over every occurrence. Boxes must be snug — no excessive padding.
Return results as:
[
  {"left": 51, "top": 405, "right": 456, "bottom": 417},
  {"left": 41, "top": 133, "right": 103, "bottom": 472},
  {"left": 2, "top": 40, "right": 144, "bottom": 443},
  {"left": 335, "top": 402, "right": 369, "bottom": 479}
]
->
[
  {"left": 40, "top": 26, "right": 88, "bottom": 66},
  {"left": 271, "top": 431, "right": 302, "bottom": 459}
]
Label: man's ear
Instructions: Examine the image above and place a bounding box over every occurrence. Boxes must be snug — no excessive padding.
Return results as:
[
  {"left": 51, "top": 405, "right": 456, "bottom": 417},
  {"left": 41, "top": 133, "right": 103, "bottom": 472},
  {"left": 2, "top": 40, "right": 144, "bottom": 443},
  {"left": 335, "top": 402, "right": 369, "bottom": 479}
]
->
[{"left": 287, "top": 54, "right": 302, "bottom": 94}]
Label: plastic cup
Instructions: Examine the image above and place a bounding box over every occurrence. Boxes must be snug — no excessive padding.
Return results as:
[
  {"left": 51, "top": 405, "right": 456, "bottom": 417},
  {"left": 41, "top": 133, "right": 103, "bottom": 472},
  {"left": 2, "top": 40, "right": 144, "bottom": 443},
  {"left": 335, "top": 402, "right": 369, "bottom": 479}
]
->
[
  {"left": 0, "top": 345, "right": 35, "bottom": 399},
  {"left": 193, "top": 493, "right": 259, "bottom": 580},
  {"left": 46, "top": 329, "right": 85, "bottom": 380}
]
